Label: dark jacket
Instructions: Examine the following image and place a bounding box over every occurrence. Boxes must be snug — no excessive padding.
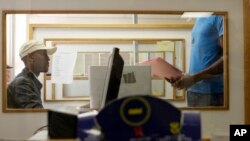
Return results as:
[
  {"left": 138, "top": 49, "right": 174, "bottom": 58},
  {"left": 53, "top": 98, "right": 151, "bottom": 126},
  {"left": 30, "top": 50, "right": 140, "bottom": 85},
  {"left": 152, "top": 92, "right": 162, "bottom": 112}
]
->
[{"left": 7, "top": 68, "right": 43, "bottom": 108}]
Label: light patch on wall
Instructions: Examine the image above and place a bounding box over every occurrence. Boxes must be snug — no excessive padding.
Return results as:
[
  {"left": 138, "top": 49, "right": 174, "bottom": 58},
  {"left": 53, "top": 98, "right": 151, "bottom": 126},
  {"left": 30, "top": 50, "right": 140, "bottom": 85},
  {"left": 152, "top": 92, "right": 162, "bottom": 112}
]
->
[{"left": 181, "top": 12, "right": 214, "bottom": 18}]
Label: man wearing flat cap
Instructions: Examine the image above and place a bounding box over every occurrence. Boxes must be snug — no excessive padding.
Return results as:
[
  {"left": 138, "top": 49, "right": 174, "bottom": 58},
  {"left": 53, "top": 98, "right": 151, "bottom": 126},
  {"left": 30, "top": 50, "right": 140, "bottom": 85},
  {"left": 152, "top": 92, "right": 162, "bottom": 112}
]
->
[{"left": 7, "top": 40, "right": 57, "bottom": 108}]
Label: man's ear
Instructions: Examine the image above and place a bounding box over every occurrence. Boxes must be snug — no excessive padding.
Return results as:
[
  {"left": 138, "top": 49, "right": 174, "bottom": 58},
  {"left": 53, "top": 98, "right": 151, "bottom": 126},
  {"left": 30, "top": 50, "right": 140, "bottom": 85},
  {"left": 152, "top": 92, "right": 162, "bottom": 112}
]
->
[
  {"left": 26, "top": 53, "right": 34, "bottom": 62},
  {"left": 24, "top": 54, "right": 35, "bottom": 70}
]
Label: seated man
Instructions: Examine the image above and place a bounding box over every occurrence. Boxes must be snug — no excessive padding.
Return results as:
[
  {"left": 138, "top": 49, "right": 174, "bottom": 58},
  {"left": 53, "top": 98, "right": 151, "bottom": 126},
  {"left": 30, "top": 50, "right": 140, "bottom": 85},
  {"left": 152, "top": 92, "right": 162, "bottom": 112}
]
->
[{"left": 7, "top": 40, "right": 57, "bottom": 108}]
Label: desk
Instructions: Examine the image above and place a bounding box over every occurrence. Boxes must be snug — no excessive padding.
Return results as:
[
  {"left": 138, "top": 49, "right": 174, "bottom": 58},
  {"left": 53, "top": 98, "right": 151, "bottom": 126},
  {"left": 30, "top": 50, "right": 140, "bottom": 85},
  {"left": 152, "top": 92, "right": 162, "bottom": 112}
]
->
[{"left": 28, "top": 130, "right": 76, "bottom": 141}]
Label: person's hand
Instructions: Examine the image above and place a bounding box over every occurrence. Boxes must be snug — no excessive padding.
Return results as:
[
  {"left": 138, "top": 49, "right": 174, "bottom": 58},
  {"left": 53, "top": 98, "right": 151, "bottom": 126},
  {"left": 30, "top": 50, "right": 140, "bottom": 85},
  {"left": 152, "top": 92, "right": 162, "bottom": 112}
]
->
[
  {"left": 165, "top": 76, "right": 181, "bottom": 84},
  {"left": 172, "top": 74, "right": 196, "bottom": 90}
]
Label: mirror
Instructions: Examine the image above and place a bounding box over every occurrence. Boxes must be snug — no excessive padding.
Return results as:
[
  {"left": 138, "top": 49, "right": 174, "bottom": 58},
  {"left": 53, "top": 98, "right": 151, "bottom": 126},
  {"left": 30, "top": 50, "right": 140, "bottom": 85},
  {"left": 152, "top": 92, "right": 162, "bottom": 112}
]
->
[{"left": 2, "top": 10, "right": 228, "bottom": 112}]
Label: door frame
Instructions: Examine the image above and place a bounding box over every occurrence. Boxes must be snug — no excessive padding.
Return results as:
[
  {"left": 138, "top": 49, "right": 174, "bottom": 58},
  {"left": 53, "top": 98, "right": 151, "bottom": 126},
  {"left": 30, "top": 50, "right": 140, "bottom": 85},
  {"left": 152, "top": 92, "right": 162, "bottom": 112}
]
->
[{"left": 244, "top": 0, "right": 250, "bottom": 123}]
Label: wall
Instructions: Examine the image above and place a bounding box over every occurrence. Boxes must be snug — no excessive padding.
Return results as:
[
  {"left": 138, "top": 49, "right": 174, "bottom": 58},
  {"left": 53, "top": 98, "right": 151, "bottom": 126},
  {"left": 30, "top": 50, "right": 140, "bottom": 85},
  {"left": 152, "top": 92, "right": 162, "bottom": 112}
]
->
[{"left": 0, "top": 0, "right": 244, "bottom": 139}]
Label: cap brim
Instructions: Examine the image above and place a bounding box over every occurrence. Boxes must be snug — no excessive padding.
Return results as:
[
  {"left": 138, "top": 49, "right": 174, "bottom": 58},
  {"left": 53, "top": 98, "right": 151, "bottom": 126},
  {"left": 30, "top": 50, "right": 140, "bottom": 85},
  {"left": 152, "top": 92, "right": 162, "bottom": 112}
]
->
[{"left": 46, "top": 46, "right": 57, "bottom": 55}]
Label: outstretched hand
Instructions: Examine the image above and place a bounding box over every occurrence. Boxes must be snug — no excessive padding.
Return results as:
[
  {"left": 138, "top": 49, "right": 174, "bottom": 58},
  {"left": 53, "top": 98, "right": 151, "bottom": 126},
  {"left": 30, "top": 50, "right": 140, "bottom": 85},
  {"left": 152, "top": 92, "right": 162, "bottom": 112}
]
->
[
  {"left": 165, "top": 74, "right": 196, "bottom": 90},
  {"left": 165, "top": 76, "right": 180, "bottom": 84}
]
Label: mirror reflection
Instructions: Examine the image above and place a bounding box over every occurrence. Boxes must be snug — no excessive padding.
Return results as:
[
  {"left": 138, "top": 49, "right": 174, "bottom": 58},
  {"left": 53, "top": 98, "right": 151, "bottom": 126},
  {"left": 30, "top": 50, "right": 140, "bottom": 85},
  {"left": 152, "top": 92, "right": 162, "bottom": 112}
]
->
[
  {"left": 2, "top": 11, "right": 228, "bottom": 112},
  {"left": 44, "top": 39, "right": 185, "bottom": 102}
]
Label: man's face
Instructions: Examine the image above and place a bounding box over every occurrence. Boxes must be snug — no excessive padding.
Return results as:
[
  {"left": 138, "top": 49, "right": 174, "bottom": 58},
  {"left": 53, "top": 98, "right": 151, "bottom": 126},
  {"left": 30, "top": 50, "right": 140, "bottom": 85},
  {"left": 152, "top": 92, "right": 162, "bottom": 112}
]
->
[{"left": 31, "top": 50, "right": 50, "bottom": 73}]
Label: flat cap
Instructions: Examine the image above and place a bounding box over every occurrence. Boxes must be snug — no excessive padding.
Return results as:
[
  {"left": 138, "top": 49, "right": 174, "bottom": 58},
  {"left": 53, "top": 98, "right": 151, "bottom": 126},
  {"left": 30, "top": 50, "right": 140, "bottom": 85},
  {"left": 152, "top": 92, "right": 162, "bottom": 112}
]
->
[{"left": 19, "top": 40, "right": 57, "bottom": 58}]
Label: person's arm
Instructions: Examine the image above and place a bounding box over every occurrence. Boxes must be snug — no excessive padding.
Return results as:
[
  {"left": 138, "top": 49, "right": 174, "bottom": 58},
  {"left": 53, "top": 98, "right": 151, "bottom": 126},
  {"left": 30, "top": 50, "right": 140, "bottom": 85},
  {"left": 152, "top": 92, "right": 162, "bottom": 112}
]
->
[
  {"left": 189, "top": 56, "right": 223, "bottom": 81},
  {"left": 173, "top": 36, "right": 224, "bottom": 89}
]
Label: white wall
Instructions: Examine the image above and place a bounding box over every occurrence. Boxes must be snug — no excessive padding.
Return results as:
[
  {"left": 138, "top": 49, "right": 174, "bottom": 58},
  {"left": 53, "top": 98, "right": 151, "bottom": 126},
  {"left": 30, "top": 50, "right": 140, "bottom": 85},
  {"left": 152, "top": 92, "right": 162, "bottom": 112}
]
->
[{"left": 0, "top": 0, "right": 244, "bottom": 139}]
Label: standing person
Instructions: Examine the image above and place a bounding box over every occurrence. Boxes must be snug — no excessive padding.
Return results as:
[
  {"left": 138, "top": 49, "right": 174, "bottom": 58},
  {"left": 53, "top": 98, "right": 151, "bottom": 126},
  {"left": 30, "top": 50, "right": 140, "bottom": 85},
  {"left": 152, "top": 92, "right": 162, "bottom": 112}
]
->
[
  {"left": 7, "top": 40, "right": 57, "bottom": 108},
  {"left": 169, "top": 15, "right": 224, "bottom": 106}
]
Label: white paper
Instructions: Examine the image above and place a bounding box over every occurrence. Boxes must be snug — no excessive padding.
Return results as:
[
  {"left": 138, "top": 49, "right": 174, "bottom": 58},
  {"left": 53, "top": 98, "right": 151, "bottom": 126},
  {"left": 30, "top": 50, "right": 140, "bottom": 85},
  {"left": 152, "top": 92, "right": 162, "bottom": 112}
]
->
[{"left": 51, "top": 50, "right": 77, "bottom": 84}]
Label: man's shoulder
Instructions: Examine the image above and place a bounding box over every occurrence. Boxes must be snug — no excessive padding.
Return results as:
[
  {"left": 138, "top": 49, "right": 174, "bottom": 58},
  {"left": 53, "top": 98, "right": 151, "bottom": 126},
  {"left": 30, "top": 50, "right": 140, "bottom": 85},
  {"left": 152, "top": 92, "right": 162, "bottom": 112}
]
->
[{"left": 11, "top": 74, "right": 32, "bottom": 85}]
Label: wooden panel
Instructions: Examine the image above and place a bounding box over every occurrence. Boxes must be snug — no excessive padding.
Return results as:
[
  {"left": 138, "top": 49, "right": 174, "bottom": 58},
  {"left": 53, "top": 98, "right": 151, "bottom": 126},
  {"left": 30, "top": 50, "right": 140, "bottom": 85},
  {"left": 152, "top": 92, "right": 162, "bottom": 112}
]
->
[
  {"left": 2, "top": 11, "right": 7, "bottom": 112},
  {"left": 244, "top": 0, "right": 250, "bottom": 124}
]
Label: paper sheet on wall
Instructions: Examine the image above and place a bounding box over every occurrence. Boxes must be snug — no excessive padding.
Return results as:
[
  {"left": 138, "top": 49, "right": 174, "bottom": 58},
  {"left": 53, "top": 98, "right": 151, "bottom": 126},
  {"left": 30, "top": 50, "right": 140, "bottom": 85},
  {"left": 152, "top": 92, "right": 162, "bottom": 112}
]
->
[
  {"left": 51, "top": 50, "right": 77, "bottom": 84},
  {"left": 156, "top": 41, "right": 175, "bottom": 51}
]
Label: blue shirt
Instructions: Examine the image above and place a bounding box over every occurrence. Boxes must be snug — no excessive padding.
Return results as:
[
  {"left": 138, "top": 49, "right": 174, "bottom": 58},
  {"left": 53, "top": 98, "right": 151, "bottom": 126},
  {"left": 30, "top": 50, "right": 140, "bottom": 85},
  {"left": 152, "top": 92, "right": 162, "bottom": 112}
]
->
[{"left": 188, "top": 15, "right": 224, "bottom": 94}]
